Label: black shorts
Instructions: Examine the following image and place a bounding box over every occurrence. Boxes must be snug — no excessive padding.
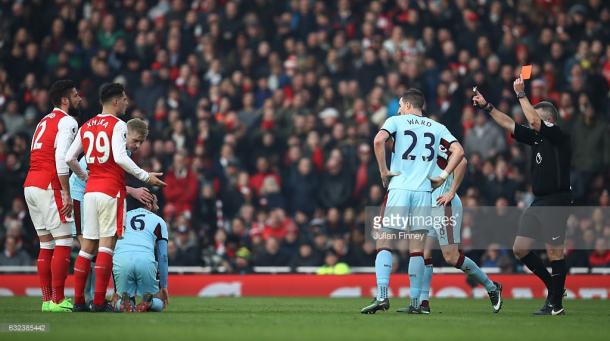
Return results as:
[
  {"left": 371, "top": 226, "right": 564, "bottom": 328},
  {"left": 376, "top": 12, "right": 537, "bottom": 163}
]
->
[{"left": 517, "top": 191, "right": 573, "bottom": 245}]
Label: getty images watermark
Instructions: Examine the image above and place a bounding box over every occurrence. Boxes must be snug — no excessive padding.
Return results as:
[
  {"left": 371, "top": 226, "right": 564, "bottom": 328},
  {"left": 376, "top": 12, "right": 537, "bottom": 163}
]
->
[
  {"left": 371, "top": 211, "right": 459, "bottom": 241},
  {"left": 364, "top": 205, "right": 602, "bottom": 250}
]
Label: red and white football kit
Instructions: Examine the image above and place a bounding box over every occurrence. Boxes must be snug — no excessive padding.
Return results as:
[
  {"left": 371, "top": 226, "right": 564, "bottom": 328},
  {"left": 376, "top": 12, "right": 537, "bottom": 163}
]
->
[
  {"left": 65, "top": 114, "right": 149, "bottom": 239},
  {"left": 24, "top": 107, "right": 78, "bottom": 237}
]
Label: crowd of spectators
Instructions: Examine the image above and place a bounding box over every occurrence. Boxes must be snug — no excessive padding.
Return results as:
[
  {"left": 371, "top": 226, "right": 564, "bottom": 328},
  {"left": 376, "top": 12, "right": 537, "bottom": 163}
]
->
[{"left": 1, "top": 0, "right": 610, "bottom": 273}]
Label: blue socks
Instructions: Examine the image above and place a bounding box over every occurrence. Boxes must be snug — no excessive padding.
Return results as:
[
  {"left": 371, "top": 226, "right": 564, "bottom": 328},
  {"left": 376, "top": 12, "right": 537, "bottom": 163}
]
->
[
  {"left": 150, "top": 298, "right": 164, "bottom": 312},
  {"left": 420, "top": 259, "right": 433, "bottom": 302},
  {"left": 458, "top": 255, "right": 497, "bottom": 292},
  {"left": 375, "top": 250, "right": 392, "bottom": 301},
  {"left": 408, "top": 253, "right": 425, "bottom": 307}
]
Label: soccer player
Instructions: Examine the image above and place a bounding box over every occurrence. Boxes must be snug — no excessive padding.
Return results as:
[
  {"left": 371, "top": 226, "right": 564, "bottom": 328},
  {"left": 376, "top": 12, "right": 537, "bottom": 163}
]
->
[
  {"left": 69, "top": 118, "right": 155, "bottom": 304},
  {"left": 473, "top": 79, "right": 572, "bottom": 315},
  {"left": 24, "top": 80, "right": 81, "bottom": 312},
  {"left": 65, "top": 83, "right": 166, "bottom": 312},
  {"left": 416, "top": 148, "right": 502, "bottom": 314},
  {"left": 361, "top": 89, "right": 464, "bottom": 314},
  {"left": 113, "top": 195, "right": 169, "bottom": 313}
]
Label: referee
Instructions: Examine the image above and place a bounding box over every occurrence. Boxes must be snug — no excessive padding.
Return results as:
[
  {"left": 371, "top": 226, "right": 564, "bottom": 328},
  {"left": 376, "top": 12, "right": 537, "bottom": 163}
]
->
[{"left": 473, "top": 77, "right": 572, "bottom": 316}]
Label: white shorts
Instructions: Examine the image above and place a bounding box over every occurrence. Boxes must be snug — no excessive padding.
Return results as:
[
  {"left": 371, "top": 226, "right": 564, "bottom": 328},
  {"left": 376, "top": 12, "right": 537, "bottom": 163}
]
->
[
  {"left": 24, "top": 186, "right": 72, "bottom": 237},
  {"left": 83, "top": 192, "right": 126, "bottom": 239}
]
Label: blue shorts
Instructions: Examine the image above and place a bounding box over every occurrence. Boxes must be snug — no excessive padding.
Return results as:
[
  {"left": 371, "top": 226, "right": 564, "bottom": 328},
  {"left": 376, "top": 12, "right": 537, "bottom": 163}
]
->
[
  {"left": 113, "top": 254, "right": 159, "bottom": 297},
  {"left": 428, "top": 195, "right": 463, "bottom": 246},
  {"left": 382, "top": 189, "right": 432, "bottom": 232}
]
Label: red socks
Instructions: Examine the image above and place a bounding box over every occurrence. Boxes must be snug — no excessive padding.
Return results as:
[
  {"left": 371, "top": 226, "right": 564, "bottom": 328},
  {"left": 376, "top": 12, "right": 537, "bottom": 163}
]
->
[
  {"left": 73, "top": 253, "right": 93, "bottom": 305},
  {"left": 51, "top": 245, "right": 71, "bottom": 303},
  {"left": 93, "top": 249, "right": 113, "bottom": 306},
  {"left": 37, "top": 247, "right": 53, "bottom": 302}
]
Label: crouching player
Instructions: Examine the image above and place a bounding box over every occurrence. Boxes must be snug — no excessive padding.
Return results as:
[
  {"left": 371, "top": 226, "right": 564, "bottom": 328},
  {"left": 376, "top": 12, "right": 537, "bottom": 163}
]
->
[
  {"left": 417, "top": 139, "right": 503, "bottom": 314},
  {"left": 113, "top": 195, "right": 169, "bottom": 312}
]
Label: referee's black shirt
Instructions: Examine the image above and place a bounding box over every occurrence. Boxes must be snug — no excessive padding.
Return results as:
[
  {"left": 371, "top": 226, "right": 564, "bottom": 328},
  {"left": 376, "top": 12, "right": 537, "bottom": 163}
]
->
[{"left": 513, "top": 121, "right": 571, "bottom": 196}]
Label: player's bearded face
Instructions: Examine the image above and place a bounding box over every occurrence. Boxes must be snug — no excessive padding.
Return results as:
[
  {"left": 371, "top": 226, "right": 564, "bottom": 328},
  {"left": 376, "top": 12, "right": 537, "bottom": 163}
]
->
[{"left": 68, "top": 88, "right": 82, "bottom": 117}]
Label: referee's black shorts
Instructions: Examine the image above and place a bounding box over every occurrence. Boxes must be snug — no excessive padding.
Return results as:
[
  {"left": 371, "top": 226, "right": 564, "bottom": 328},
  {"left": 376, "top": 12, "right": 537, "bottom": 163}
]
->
[{"left": 517, "top": 191, "right": 573, "bottom": 245}]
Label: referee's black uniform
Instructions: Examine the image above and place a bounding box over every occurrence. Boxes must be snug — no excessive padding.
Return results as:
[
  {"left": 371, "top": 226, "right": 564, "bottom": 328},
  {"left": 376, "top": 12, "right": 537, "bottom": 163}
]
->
[{"left": 512, "top": 121, "right": 573, "bottom": 244}]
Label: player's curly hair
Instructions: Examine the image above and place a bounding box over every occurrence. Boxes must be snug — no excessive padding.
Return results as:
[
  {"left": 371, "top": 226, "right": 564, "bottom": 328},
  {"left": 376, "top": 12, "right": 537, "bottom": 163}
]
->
[{"left": 49, "top": 79, "right": 76, "bottom": 106}]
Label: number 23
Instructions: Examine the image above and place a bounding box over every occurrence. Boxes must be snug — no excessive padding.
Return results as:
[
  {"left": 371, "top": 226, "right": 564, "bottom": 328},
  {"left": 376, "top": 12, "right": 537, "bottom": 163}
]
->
[{"left": 402, "top": 130, "right": 435, "bottom": 161}]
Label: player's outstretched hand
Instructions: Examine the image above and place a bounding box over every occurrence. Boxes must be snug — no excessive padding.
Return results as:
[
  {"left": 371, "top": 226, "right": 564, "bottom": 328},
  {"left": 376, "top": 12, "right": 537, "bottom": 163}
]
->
[
  {"left": 157, "top": 288, "right": 169, "bottom": 307},
  {"left": 132, "top": 187, "right": 154, "bottom": 205},
  {"left": 147, "top": 172, "right": 167, "bottom": 187},
  {"left": 436, "top": 190, "right": 455, "bottom": 206},
  {"left": 60, "top": 190, "right": 73, "bottom": 218},
  {"left": 429, "top": 176, "right": 446, "bottom": 189},
  {"left": 513, "top": 76, "right": 525, "bottom": 94},
  {"left": 381, "top": 170, "right": 400, "bottom": 188}
]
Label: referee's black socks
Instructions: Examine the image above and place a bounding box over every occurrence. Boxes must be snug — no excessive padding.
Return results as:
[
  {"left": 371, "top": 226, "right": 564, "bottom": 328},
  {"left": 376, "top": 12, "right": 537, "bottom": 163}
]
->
[
  {"left": 520, "top": 252, "right": 553, "bottom": 293},
  {"left": 550, "top": 259, "right": 567, "bottom": 308}
]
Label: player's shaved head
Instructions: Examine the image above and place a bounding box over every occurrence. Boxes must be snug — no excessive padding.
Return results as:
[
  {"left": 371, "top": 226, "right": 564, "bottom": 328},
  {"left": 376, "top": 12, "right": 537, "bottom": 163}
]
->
[
  {"left": 533, "top": 101, "right": 558, "bottom": 123},
  {"left": 401, "top": 88, "right": 425, "bottom": 109},
  {"left": 99, "top": 82, "right": 125, "bottom": 104},
  {"left": 49, "top": 79, "right": 76, "bottom": 106},
  {"left": 127, "top": 118, "right": 149, "bottom": 138}
]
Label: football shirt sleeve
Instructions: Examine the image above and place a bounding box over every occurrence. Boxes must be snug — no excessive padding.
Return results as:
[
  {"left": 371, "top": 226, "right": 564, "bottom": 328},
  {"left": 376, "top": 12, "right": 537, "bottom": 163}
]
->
[
  {"left": 439, "top": 125, "right": 457, "bottom": 144},
  {"left": 55, "top": 116, "right": 78, "bottom": 176},
  {"left": 65, "top": 128, "right": 88, "bottom": 180},
  {"left": 512, "top": 124, "right": 537, "bottom": 145},
  {"left": 111, "top": 121, "right": 150, "bottom": 182},
  {"left": 380, "top": 116, "right": 397, "bottom": 137}
]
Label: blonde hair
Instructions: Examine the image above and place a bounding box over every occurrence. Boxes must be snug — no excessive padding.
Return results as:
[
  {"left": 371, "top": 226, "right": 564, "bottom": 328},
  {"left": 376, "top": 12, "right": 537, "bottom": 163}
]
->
[{"left": 127, "top": 118, "right": 149, "bottom": 138}]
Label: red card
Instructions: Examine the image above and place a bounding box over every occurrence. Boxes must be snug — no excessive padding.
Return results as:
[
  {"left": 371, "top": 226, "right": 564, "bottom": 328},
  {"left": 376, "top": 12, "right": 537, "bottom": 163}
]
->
[{"left": 521, "top": 65, "right": 532, "bottom": 80}]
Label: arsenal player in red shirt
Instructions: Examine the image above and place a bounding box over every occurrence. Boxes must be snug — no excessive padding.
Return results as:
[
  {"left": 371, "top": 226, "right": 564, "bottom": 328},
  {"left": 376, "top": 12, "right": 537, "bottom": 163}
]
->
[
  {"left": 66, "top": 83, "right": 166, "bottom": 312},
  {"left": 23, "top": 79, "right": 81, "bottom": 312}
]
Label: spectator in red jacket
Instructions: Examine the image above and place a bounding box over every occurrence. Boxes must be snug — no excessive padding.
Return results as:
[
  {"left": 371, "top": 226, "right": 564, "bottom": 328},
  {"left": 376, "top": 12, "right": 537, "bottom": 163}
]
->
[
  {"left": 249, "top": 156, "right": 281, "bottom": 197},
  {"left": 589, "top": 238, "right": 610, "bottom": 267},
  {"left": 163, "top": 152, "right": 199, "bottom": 219}
]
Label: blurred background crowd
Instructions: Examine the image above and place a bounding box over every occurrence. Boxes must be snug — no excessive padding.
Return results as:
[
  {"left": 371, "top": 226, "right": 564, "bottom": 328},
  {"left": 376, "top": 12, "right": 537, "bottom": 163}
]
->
[{"left": 1, "top": 0, "right": 609, "bottom": 273}]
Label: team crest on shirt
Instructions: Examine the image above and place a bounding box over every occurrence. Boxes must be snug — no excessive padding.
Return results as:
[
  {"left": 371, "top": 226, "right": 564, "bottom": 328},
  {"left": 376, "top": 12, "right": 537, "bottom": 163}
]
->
[{"left": 536, "top": 152, "right": 542, "bottom": 164}]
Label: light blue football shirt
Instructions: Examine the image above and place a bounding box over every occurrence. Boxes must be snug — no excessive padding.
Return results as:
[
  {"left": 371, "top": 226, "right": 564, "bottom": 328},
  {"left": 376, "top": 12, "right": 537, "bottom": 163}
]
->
[
  {"left": 381, "top": 114, "right": 457, "bottom": 192},
  {"left": 115, "top": 208, "right": 169, "bottom": 257},
  {"left": 69, "top": 157, "right": 88, "bottom": 202}
]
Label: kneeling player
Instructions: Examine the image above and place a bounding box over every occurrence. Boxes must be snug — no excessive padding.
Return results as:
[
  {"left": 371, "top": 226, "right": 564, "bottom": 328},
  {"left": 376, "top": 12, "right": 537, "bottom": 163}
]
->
[
  {"left": 417, "top": 144, "right": 502, "bottom": 314},
  {"left": 113, "top": 196, "right": 169, "bottom": 312}
]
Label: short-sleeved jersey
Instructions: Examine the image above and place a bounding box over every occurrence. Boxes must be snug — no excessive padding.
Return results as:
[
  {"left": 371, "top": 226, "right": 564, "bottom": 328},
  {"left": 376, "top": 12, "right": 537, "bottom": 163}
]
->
[
  {"left": 24, "top": 108, "right": 78, "bottom": 190},
  {"left": 81, "top": 114, "right": 126, "bottom": 197},
  {"left": 115, "top": 208, "right": 169, "bottom": 257},
  {"left": 431, "top": 138, "right": 455, "bottom": 205},
  {"left": 512, "top": 122, "right": 571, "bottom": 196},
  {"left": 381, "top": 114, "right": 457, "bottom": 192},
  {"left": 69, "top": 157, "right": 88, "bottom": 202}
]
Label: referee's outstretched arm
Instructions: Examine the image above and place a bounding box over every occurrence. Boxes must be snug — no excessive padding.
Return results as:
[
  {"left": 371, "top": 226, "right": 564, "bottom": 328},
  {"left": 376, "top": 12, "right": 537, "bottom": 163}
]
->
[
  {"left": 514, "top": 76, "right": 542, "bottom": 131},
  {"left": 472, "top": 89, "right": 515, "bottom": 133}
]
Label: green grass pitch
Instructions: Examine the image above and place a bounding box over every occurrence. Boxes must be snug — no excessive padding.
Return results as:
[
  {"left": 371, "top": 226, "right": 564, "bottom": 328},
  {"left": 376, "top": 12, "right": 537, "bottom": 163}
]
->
[{"left": 1, "top": 297, "right": 609, "bottom": 341}]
